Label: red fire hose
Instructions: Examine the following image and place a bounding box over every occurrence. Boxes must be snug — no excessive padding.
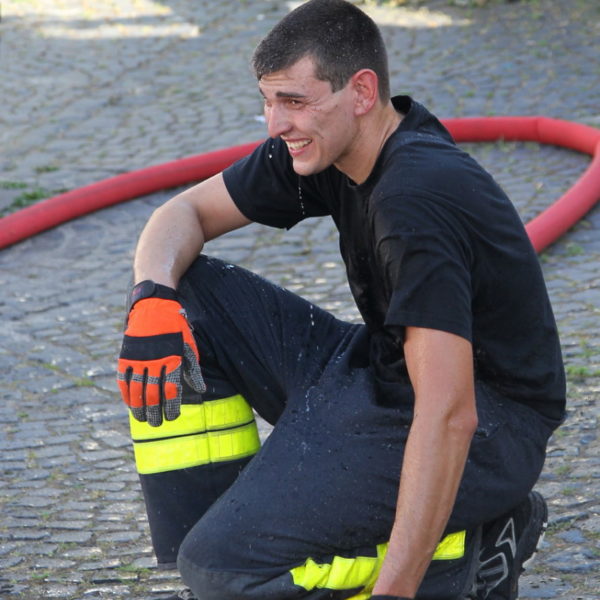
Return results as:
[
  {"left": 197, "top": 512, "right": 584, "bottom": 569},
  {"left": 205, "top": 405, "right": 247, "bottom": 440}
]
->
[
  {"left": 443, "top": 116, "right": 600, "bottom": 252},
  {"left": 1, "top": 117, "right": 599, "bottom": 252}
]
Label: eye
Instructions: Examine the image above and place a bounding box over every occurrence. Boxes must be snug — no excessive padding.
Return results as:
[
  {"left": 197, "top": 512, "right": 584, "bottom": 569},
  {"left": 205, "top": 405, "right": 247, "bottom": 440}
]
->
[{"left": 287, "top": 98, "right": 303, "bottom": 108}]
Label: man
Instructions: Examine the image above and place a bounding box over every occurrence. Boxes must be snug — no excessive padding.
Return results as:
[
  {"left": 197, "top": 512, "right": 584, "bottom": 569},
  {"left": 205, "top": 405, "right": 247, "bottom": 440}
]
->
[{"left": 117, "top": 1, "right": 566, "bottom": 598}]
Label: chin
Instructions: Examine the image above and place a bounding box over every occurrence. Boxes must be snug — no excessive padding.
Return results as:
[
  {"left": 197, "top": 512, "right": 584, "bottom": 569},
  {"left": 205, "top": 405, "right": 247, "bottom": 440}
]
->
[{"left": 292, "top": 158, "right": 328, "bottom": 177}]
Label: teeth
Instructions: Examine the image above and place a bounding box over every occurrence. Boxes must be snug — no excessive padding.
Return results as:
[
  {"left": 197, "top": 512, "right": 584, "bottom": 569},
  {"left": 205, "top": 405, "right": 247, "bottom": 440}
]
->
[{"left": 286, "top": 140, "right": 311, "bottom": 150}]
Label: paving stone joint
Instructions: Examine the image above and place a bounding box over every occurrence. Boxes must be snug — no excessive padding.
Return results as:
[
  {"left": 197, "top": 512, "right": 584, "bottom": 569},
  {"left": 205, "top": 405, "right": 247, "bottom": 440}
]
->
[{"left": 1, "top": 0, "right": 599, "bottom": 598}]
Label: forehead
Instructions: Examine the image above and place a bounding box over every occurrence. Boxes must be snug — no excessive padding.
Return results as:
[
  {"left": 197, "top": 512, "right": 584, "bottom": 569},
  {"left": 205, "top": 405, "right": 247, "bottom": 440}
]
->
[{"left": 258, "top": 56, "right": 331, "bottom": 97}]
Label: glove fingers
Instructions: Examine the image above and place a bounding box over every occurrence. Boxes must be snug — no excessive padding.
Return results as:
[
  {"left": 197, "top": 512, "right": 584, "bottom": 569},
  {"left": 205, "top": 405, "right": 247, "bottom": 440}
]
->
[
  {"left": 118, "top": 358, "right": 183, "bottom": 426},
  {"left": 117, "top": 377, "right": 149, "bottom": 423},
  {"left": 183, "top": 342, "right": 207, "bottom": 394},
  {"left": 117, "top": 364, "right": 133, "bottom": 404},
  {"left": 128, "top": 370, "right": 153, "bottom": 423},
  {"left": 118, "top": 363, "right": 147, "bottom": 423},
  {"left": 146, "top": 403, "right": 163, "bottom": 427},
  {"left": 142, "top": 360, "right": 184, "bottom": 426},
  {"left": 129, "top": 369, "right": 163, "bottom": 427},
  {"left": 163, "top": 382, "right": 182, "bottom": 422}
]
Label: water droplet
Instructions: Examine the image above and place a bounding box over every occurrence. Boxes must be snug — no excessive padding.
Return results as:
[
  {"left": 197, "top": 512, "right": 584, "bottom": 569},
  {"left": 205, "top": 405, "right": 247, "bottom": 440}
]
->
[{"left": 298, "top": 184, "right": 306, "bottom": 217}]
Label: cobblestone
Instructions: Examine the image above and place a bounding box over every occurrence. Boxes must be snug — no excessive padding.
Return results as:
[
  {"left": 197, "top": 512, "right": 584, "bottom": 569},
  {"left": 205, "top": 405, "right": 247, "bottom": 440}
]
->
[{"left": 1, "top": 0, "right": 599, "bottom": 598}]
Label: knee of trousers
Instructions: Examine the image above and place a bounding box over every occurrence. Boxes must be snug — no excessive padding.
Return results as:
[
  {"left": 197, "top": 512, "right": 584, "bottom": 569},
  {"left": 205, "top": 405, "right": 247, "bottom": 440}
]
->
[
  {"left": 129, "top": 394, "right": 260, "bottom": 475},
  {"left": 176, "top": 528, "right": 284, "bottom": 600}
]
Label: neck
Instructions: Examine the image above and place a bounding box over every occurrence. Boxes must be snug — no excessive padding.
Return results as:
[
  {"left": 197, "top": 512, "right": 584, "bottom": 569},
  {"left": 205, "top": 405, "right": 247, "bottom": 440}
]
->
[{"left": 336, "top": 101, "right": 402, "bottom": 185}]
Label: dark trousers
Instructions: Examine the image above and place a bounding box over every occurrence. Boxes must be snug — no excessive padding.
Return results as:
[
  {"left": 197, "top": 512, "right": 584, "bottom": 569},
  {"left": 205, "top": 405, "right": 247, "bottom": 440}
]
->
[{"left": 130, "top": 256, "right": 554, "bottom": 599}]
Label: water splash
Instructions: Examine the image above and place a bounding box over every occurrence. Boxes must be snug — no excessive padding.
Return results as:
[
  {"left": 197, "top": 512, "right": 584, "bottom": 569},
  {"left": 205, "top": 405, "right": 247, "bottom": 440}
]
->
[{"left": 298, "top": 184, "right": 306, "bottom": 217}]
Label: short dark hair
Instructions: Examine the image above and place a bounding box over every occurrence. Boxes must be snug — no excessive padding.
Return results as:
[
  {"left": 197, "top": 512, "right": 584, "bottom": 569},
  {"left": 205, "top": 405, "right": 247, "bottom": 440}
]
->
[{"left": 252, "top": 0, "right": 390, "bottom": 101}]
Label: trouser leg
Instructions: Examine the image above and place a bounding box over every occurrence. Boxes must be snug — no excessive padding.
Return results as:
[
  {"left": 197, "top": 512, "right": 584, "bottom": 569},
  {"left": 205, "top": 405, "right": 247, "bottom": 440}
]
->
[
  {"left": 129, "top": 377, "right": 260, "bottom": 566},
  {"left": 130, "top": 254, "right": 352, "bottom": 566}
]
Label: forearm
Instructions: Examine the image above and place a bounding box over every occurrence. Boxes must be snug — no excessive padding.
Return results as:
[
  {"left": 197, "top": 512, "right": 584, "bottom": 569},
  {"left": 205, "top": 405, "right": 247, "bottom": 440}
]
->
[
  {"left": 133, "top": 197, "right": 205, "bottom": 288},
  {"left": 373, "top": 410, "right": 475, "bottom": 597}
]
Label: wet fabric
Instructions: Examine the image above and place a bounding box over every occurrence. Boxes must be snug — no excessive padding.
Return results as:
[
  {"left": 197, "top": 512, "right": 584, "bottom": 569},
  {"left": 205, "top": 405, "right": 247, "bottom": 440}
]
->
[
  {"left": 133, "top": 378, "right": 259, "bottom": 566},
  {"left": 222, "top": 96, "right": 566, "bottom": 424},
  {"left": 165, "top": 256, "right": 555, "bottom": 599}
]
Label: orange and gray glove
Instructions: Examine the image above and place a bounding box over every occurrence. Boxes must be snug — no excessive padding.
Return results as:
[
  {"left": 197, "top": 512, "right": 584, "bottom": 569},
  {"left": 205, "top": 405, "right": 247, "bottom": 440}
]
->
[{"left": 117, "top": 281, "right": 206, "bottom": 427}]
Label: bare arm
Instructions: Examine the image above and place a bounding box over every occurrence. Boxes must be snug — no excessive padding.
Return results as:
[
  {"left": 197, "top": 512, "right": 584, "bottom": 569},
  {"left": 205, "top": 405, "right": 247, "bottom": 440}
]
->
[
  {"left": 372, "top": 327, "right": 478, "bottom": 598},
  {"left": 133, "top": 172, "right": 251, "bottom": 288}
]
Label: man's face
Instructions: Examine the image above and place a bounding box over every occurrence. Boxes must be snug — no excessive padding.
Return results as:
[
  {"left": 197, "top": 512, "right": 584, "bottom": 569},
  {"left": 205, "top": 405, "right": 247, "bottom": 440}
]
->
[{"left": 259, "top": 56, "right": 358, "bottom": 177}]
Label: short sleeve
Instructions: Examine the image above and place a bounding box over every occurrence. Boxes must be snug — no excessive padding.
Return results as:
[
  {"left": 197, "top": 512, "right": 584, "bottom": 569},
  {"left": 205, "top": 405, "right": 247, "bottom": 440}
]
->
[
  {"left": 373, "top": 195, "right": 473, "bottom": 341},
  {"left": 222, "top": 137, "right": 329, "bottom": 229}
]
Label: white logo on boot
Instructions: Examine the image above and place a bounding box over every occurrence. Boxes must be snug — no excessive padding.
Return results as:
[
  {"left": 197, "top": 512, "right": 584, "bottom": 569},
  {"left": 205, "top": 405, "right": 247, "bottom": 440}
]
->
[{"left": 476, "top": 518, "right": 516, "bottom": 599}]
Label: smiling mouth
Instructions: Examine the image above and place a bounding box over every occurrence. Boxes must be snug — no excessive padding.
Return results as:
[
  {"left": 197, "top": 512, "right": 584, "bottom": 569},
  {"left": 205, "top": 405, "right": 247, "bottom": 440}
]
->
[{"left": 285, "top": 139, "right": 311, "bottom": 152}]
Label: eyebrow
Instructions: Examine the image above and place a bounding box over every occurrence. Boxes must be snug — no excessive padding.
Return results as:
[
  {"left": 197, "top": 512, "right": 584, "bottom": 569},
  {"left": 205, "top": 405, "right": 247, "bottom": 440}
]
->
[{"left": 258, "top": 88, "right": 308, "bottom": 100}]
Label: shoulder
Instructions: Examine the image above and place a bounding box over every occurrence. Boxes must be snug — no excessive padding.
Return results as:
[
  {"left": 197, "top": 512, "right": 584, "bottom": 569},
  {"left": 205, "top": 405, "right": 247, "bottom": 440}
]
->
[{"left": 372, "top": 127, "right": 498, "bottom": 217}]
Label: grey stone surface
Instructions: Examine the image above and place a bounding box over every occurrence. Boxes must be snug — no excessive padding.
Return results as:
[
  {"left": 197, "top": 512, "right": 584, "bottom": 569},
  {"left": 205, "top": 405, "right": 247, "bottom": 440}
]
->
[{"left": 1, "top": 0, "right": 599, "bottom": 598}]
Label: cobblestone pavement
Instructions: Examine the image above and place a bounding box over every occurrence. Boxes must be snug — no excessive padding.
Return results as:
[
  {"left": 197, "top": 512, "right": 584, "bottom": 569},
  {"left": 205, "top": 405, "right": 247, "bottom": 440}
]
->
[{"left": 1, "top": 0, "right": 599, "bottom": 598}]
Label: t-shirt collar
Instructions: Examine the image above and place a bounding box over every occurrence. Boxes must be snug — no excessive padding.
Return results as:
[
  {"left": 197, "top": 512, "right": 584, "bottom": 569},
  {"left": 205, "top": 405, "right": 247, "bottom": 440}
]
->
[{"left": 354, "top": 95, "right": 452, "bottom": 194}]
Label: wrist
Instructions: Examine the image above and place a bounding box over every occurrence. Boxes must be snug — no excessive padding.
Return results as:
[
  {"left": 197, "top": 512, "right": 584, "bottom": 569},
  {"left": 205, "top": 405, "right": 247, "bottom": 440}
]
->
[{"left": 128, "top": 280, "right": 178, "bottom": 311}]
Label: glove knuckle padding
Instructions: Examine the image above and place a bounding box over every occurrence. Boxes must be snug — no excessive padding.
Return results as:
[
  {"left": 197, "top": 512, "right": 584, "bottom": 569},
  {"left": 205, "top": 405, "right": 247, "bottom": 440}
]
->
[{"left": 120, "top": 332, "right": 184, "bottom": 360}]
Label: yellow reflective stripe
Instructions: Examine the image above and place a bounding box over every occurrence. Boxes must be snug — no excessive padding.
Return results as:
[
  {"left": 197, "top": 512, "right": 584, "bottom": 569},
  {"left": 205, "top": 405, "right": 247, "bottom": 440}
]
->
[
  {"left": 130, "top": 404, "right": 207, "bottom": 440},
  {"left": 129, "top": 395, "right": 260, "bottom": 474},
  {"left": 133, "top": 422, "right": 260, "bottom": 474},
  {"left": 432, "top": 529, "right": 466, "bottom": 560},
  {"left": 291, "top": 544, "right": 385, "bottom": 592},
  {"left": 129, "top": 395, "right": 254, "bottom": 441},
  {"left": 291, "top": 532, "right": 465, "bottom": 592},
  {"left": 204, "top": 395, "right": 256, "bottom": 430}
]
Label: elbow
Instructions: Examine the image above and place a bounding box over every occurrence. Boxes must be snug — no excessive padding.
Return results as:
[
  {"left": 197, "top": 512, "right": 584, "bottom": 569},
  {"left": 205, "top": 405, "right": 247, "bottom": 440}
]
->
[
  {"left": 414, "top": 399, "right": 478, "bottom": 441},
  {"left": 448, "top": 405, "right": 478, "bottom": 440},
  {"left": 438, "top": 391, "right": 478, "bottom": 440},
  {"left": 462, "top": 411, "right": 478, "bottom": 438}
]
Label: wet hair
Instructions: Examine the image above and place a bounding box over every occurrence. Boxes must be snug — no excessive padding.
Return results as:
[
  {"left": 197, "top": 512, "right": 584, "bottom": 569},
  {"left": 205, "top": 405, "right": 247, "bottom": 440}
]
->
[{"left": 252, "top": 0, "right": 390, "bottom": 101}]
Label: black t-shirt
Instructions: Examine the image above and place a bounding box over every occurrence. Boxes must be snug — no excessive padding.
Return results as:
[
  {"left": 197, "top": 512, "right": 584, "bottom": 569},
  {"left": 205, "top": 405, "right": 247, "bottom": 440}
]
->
[{"left": 223, "top": 96, "right": 566, "bottom": 422}]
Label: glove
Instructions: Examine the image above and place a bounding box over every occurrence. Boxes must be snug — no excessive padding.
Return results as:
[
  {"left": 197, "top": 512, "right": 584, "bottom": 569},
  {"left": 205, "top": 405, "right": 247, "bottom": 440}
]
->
[{"left": 117, "top": 293, "right": 206, "bottom": 427}]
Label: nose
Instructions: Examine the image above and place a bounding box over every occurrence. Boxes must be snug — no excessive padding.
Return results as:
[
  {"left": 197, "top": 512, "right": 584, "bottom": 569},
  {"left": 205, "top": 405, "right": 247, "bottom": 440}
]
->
[{"left": 265, "top": 103, "right": 292, "bottom": 139}]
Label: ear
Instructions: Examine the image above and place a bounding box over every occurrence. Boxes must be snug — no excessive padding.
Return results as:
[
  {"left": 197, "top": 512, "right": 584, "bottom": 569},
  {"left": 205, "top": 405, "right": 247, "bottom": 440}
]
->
[{"left": 350, "top": 69, "right": 379, "bottom": 116}]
